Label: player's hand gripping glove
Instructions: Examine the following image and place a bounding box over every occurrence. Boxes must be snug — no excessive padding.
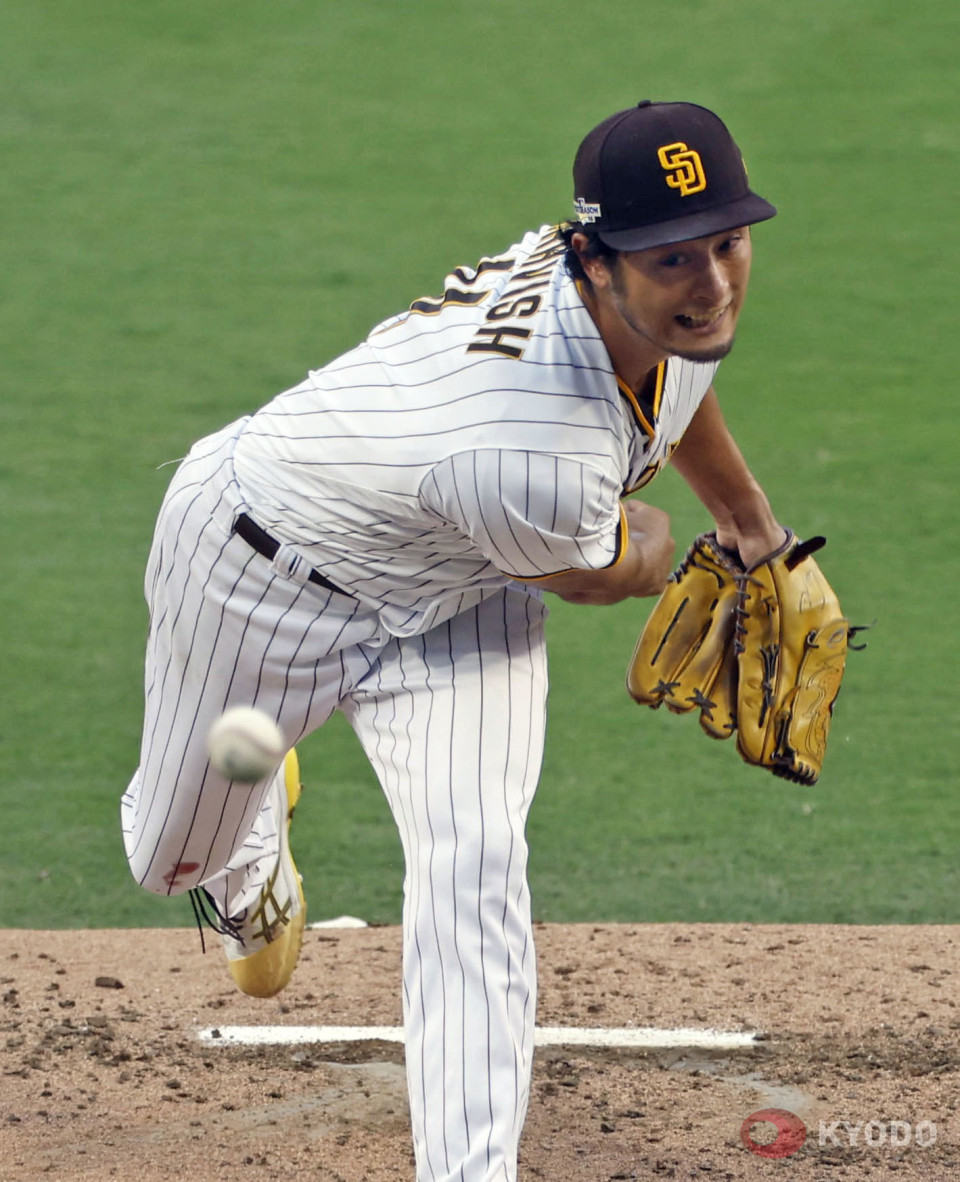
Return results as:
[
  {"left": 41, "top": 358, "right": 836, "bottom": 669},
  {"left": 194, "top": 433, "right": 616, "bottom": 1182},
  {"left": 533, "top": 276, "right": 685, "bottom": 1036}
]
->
[
  {"left": 627, "top": 530, "right": 855, "bottom": 783},
  {"left": 734, "top": 532, "right": 850, "bottom": 784},
  {"left": 626, "top": 532, "right": 743, "bottom": 740}
]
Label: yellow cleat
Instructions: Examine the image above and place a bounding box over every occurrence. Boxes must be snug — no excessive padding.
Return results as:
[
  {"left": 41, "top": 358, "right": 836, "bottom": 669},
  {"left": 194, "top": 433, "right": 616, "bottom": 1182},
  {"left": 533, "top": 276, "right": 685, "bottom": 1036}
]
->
[{"left": 224, "top": 748, "right": 306, "bottom": 998}]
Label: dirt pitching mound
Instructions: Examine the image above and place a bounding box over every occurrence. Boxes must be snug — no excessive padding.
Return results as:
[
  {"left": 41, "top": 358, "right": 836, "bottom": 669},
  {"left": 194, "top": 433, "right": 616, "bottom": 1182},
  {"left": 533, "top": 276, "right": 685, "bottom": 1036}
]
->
[{"left": 3, "top": 924, "right": 959, "bottom": 1180}]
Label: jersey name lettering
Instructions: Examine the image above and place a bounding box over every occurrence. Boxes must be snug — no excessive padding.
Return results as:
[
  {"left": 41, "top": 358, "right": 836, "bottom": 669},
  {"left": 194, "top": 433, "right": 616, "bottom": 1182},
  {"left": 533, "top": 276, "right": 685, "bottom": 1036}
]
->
[
  {"left": 466, "top": 229, "right": 565, "bottom": 359},
  {"left": 408, "top": 255, "right": 514, "bottom": 316},
  {"left": 466, "top": 325, "right": 532, "bottom": 359}
]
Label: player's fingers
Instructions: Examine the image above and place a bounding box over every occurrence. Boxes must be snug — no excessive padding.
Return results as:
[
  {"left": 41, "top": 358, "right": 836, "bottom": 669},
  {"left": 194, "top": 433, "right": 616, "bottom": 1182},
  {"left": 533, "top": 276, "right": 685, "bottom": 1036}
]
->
[{"left": 623, "top": 499, "right": 670, "bottom": 528}]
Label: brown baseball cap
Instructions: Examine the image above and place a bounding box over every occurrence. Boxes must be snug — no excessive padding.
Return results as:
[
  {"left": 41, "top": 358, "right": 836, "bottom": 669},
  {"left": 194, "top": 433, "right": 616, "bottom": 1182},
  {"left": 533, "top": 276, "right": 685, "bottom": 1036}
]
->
[{"left": 573, "top": 101, "right": 776, "bottom": 250}]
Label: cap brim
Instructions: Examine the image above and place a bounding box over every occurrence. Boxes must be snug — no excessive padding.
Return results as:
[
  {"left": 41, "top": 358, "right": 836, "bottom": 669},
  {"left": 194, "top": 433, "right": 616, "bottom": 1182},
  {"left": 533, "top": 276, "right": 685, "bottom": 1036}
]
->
[{"left": 597, "top": 192, "right": 777, "bottom": 252}]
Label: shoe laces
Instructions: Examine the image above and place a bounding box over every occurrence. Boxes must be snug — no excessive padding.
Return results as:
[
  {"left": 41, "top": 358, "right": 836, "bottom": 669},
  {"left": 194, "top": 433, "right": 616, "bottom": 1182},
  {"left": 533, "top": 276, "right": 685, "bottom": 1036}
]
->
[{"left": 188, "top": 887, "right": 244, "bottom": 955}]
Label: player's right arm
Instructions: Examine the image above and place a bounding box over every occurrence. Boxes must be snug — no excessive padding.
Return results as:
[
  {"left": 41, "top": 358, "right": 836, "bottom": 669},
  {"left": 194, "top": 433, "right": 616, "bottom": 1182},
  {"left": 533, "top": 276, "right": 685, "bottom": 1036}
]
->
[
  {"left": 420, "top": 449, "right": 674, "bottom": 606},
  {"left": 524, "top": 499, "right": 674, "bottom": 605}
]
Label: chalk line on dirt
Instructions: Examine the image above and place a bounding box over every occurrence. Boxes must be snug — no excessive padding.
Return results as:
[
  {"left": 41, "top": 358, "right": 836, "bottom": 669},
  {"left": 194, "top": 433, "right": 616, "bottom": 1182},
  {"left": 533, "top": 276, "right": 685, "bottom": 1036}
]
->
[{"left": 197, "top": 1025, "right": 762, "bottom": 1049}]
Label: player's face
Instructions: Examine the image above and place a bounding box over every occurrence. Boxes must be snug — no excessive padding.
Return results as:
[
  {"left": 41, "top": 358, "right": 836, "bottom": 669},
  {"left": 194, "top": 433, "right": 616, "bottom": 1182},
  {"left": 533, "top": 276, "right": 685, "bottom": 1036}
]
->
[{"left": 606, "top": 227, "right": 753, "bottom": 363}]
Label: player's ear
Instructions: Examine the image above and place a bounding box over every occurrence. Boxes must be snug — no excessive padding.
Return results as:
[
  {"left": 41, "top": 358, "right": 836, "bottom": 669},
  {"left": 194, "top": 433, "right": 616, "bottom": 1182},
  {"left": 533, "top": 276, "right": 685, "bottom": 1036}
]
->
[
  {"left": 571, "top": 232, "right": 612, "bottom": 290},
  {"left": 582, "top": 253, "right": 614, "bottom": 291}
]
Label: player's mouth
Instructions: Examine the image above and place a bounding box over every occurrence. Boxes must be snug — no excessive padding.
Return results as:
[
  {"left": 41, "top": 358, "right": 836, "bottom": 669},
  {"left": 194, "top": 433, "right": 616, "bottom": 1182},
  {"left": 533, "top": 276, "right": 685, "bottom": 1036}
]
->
[{"left": 675, "top": 306, "right": 730, "bottom": 333}]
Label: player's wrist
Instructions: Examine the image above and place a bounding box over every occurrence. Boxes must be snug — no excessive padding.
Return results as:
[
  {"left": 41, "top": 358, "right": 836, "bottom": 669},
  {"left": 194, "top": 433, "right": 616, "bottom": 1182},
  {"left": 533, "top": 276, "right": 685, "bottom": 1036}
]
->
[
  {"left": 727, "top": 525, "right": 789, "bottom": 569},
  {"left": 713, "top": 491, "right": 783, "bottom": 567}
]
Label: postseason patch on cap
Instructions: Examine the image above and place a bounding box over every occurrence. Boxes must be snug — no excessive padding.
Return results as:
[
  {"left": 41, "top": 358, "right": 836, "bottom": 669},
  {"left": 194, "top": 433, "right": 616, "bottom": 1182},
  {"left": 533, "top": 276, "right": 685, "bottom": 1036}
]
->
[{"left": 573, "top": 197, "right": 601, "bottom": 223}]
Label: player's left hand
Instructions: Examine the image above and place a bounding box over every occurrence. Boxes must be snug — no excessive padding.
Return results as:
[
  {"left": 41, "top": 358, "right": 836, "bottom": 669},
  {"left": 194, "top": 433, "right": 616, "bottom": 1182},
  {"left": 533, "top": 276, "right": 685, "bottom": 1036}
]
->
[{"left": 715, "top": 522, "right": 789, "bottom": 570}]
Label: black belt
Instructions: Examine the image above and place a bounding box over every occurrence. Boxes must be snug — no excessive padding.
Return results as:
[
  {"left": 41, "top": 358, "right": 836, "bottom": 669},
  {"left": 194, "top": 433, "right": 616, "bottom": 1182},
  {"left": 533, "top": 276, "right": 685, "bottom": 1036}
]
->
[{"left": 233, "top": 514, "right": 346, "bottom": 596}]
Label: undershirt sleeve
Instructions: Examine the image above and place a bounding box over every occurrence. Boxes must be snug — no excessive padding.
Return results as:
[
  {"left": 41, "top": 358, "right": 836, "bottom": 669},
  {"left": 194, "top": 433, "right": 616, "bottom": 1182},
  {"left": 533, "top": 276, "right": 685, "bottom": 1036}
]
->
[{"left": 419, "top": 448, "right": 624, "bottom": 578}]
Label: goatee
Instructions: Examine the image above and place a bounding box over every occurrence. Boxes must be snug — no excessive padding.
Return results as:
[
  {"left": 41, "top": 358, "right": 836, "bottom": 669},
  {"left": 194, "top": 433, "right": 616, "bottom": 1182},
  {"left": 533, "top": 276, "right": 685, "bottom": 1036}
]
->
[{"left": 671, "top": 336, "right": 736, "bottom": 364}]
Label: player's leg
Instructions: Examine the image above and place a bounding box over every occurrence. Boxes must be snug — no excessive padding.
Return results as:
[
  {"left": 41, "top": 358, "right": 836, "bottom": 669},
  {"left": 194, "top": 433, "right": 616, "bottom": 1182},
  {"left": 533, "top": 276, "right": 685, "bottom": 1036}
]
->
[
  {"left": 343, "top": 588, "right": 548, "bottom": 1182},
  {"left": 194, "top": 746, "right": 306, "bottom": 999},
  {"left": 121, "top": 425, "right": 381, "bottom": 990}
]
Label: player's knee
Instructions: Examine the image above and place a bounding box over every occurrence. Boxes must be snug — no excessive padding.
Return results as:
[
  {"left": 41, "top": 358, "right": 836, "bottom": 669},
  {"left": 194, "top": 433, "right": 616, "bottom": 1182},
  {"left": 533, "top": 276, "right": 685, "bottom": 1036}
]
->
[
  {"left": 122, "top": 772, "right": 207, "bottom": 895},
  {"left": 410, "top": 826, "right": 527, "bottom": 898},
  {"left": 127, "top": 850, "right": 203, "bottom": 897}
]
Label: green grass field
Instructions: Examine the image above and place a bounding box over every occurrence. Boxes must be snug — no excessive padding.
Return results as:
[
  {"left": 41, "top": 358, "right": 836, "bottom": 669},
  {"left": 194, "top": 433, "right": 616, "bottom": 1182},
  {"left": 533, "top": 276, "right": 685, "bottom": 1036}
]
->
[{"left": 2, "top": 0, "right": 957, "bottom": 930}]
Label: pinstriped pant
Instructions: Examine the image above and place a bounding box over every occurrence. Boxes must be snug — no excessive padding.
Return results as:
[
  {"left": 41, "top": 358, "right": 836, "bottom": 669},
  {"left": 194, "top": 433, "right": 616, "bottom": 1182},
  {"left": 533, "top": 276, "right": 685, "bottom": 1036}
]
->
[{"left": 121, "top": 425, "right": 548, "bottom": 1181}]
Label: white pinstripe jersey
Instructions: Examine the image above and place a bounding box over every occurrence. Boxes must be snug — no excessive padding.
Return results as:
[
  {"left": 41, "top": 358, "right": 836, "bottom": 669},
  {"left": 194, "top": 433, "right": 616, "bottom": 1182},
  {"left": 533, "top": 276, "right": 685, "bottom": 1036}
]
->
[{"left": 233, "top": 224, "right": 718, "bottom": 637}]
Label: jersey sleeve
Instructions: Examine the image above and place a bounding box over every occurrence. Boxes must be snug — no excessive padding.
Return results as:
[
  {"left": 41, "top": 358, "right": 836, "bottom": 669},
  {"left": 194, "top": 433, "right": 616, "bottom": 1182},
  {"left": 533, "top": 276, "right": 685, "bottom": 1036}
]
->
[{"left": 419, "top": 449, "right": 626, "bottom": 579}]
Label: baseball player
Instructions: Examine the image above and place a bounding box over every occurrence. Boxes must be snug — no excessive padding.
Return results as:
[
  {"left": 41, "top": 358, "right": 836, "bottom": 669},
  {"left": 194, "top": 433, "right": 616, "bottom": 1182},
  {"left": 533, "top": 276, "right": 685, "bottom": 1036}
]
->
[{"left": 122, "top": 101, "right": 784, "bottom": 1181}]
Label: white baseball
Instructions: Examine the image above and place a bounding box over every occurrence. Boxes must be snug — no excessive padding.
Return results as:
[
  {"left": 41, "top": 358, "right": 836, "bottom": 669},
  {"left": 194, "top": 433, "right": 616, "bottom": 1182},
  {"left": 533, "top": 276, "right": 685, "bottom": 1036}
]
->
[{"left": 207, "top": 706, "right": 285, "bottom": 782}]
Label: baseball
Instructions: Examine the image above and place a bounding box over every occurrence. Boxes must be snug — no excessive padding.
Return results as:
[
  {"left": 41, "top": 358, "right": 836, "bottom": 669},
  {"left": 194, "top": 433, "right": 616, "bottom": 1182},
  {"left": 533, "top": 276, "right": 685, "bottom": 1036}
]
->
[{"left": 207, "top": 706, "right": 285, "bottom": 782}]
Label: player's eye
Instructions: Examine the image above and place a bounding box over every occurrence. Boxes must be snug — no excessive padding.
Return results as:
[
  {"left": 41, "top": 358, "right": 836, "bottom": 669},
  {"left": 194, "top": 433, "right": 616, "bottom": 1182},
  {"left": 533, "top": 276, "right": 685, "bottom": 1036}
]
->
[{"left": 659, "top": 251, "right": 686, "bottom": 268}]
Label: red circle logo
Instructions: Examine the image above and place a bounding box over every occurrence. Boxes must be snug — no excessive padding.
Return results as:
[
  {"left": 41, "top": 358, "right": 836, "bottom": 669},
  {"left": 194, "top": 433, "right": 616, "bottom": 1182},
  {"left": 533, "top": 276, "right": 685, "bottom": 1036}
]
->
[{"left": 740, "top": 1108, "right": 807, "bottom": 1158}]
